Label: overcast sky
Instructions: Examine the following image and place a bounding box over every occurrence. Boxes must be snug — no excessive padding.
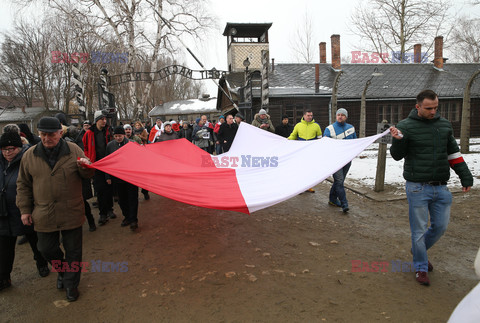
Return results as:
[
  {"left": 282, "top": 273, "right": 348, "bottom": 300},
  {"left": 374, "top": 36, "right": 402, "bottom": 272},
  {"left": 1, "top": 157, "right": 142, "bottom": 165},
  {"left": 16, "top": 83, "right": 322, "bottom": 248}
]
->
[{"left": 1, "top": 0, "right": 479, "bottom": 96}]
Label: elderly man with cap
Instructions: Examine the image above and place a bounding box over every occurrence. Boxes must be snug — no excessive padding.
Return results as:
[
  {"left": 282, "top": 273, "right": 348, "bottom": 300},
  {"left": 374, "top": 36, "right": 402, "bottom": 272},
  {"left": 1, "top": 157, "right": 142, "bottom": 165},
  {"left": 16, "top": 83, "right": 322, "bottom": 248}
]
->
[
  {"left": 16, "top": 117, "right": 94, "bottom": 302},
  {"left": 235, "top": 112, "right": 244, "bottom": 125},
  {"left": 83, "top": 110, "right": 116, "bottom": 225},
  {"left": 324, "top": 108, "right": 357, "bottom": 213},
  {"left": 251, "top": 109, "right": 275, "bottom": 133},
  {"left": 106, "top": 126, "right": 139, "bottom": 231}
]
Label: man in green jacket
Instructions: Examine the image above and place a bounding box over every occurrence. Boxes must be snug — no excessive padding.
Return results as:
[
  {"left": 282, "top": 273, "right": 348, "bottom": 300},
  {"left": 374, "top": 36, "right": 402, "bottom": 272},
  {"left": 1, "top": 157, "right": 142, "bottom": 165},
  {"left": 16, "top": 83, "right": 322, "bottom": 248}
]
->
[{"left": 390, "top": 90, "right": 473, "bottom": 286}]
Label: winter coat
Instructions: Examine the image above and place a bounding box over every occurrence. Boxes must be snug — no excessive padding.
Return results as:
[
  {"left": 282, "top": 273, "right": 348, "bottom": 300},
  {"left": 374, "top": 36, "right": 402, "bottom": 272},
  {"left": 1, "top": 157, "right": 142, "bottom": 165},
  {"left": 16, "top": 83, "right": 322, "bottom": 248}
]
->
[
  {"left": 82, "top": 126, "right": 111, "bottom": 162},
  {"left": 251, "top": 113, "right": 275, "bottom": 133},
  {"left": 16, "top": 140, "right": 94, "bottom": 232},
  {"left": 192, "top": 125, "right": 212, "bottom": 148},
  {"left": 275, "top": 123, "right": 294, "bottom": 138},
  {"left": 390, "top": 108, "right": 473, "bottom": 186},
  {"left": 0, "top": 146, "right": 34, "bottom": 236},
  {"left": 134, "top": 127, "right": 148, "bottom": 144},
  {"left": 105, "top": 137, "right": 131, "bottom": 184},
  {"left": 155, "top": 130, "right": 179, "bottom": 142},
  {"left": 217, "top": 122, "right": 238, "bottom": 152},
  {"left": 324, "top": 121, "right": 357, "bottom": 140},
  {"left": 179, "top": 127, "right": 193, "bottom": 142},
  {"left": 288, "top": 118, "right": 322, "bottom": 141}
]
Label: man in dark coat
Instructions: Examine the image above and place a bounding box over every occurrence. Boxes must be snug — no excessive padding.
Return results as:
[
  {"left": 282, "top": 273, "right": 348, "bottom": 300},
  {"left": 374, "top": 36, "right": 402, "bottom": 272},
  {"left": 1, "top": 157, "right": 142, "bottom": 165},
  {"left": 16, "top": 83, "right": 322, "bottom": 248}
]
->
[
  {"left": 217, "top": 115, "right": 238, "bottom": 152},
  {"left": 106, "top": 126, "right": 139, "bottom": 231},
  {"left": 275, "top": 115, "right": 294, "bottom": 138}
]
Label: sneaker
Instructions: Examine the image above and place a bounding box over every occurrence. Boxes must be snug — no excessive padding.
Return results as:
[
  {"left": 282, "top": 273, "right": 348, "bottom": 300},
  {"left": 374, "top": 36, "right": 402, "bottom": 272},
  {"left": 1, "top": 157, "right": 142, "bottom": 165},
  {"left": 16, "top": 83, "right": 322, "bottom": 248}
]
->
[
  {"left": 328, "top": 200, "right": 342, "bottom": 207},
  {"left": 0, "top": 279, "right": 12, "bottom": 291},
  {"left": 17, "top": 235, "right": 28, "bottom": 245},
  {"left": 415, "top": 271, "right": 430, "bottom": 286},
  {"left": 305, "top": 188, "right": 315, "bottom": 193},
  {"left": 130, "top": 222, "right": 138, "bottom": 231},
  {"left": 107, "top": 211, "right": 117, "bottom": 219},
  {"left": 342, "top": 205, "right": 349, "bottom": 213},
  {"left": 98, "top": 215, "right": 108, "bottom": 226}
]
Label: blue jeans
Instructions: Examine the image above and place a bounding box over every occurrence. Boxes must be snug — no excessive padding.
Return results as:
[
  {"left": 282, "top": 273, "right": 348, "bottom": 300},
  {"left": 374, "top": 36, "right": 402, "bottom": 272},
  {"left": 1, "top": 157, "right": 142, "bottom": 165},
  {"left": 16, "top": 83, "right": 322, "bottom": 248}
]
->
[
  {"left": 405, "top": 181, "right": 452, "bottom": 272},
  {"left": 329, "top": 162, "right": 351, "bottom": 207}
]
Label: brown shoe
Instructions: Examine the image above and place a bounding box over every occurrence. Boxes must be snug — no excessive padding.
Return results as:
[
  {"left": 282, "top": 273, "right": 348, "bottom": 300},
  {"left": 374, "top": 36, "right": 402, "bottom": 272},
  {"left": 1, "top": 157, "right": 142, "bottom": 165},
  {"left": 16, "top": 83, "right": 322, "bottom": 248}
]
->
[{"left": 415, "top": 271, "right": 430, "bottom": 286}]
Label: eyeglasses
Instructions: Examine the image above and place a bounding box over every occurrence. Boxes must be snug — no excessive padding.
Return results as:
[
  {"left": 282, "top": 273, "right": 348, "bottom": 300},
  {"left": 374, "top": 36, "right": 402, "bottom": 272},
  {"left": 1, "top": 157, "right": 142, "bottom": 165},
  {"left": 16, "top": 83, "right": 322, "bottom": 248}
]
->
[{"left": 1, "top": 147, "right": 18, "bottom": 153}]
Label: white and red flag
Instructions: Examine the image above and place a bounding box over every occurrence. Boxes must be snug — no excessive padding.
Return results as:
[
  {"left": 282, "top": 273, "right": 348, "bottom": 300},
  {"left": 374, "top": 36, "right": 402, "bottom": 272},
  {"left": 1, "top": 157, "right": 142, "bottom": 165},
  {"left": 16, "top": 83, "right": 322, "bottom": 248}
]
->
[{"left": 89, "top": 123, "right": 389, "bottom": 214}]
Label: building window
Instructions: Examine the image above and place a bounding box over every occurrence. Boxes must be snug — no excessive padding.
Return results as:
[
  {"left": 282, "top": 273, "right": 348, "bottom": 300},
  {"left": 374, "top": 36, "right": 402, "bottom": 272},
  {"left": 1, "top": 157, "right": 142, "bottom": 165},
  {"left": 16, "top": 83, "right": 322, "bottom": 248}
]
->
[
  {"left": 379, "top": 104, "right": 403, "bottom": 124},
  {"left": 439, "top": 102, "right": 460, "bottom": 122},
  {"left": 285, "top": 104, "right": 305, "bottom": 124}
]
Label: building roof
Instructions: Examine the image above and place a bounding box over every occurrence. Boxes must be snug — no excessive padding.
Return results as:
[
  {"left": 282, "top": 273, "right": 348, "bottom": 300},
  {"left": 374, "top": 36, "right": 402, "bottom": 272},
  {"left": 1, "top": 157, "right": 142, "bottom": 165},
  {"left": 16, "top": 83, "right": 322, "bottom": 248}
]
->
[
  {"left": 224, "top": 63, "right": 480, "bottom": 100},
  {"left": 148, "top": 97, "right": 218, "bottom": 117},
  {"left": 0, "top": 107, "right": 47, "bottom": 122},
  {"left": 223, "top": 23, "right": 272, "bottom": 37}
]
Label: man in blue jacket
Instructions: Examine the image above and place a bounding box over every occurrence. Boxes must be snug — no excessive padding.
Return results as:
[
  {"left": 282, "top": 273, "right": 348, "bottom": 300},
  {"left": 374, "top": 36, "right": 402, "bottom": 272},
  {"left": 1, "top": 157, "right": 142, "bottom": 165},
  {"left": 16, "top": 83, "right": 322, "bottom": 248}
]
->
[
  {"left": 324, "top": 108, "right": 357, "bottom": 213},
  {"left": 390, "top": 90, "right": 473, "bottom": 286}
]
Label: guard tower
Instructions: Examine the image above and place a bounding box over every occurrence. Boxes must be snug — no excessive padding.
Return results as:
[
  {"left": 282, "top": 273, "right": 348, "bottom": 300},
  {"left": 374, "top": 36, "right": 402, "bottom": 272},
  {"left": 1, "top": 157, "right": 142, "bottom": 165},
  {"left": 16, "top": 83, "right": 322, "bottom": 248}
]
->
[{"left": 223, "top": 23, "right": 272, "bottom": 73}]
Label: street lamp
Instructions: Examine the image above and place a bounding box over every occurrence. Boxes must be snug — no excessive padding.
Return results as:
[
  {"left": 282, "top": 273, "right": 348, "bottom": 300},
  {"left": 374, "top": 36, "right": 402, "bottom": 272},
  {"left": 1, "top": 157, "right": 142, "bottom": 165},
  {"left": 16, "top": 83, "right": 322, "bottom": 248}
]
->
[
  {"left": 243, "top": 57, "right": 250, "bottom": 82},
  {"left": 359, "top": 67, "right": 383, "bottom": 137}
]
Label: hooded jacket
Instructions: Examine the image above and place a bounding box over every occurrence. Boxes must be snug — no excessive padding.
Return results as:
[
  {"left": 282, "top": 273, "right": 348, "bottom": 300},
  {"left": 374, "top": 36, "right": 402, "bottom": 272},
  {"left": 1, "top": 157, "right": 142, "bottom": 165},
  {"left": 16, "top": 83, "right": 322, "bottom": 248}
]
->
[
  {"left": 251, "top": 113, "right": 275, "bottom": 133},
  {"left": 288, "top": 118, "right": 322, "bottom": 141}
]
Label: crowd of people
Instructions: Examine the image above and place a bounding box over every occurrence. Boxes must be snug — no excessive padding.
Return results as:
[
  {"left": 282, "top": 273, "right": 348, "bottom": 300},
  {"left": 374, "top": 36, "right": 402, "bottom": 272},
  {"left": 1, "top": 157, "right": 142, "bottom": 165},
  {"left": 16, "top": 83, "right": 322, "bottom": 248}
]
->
[{"left": 0, "top": 89, "right": 474, "bottom": 305}]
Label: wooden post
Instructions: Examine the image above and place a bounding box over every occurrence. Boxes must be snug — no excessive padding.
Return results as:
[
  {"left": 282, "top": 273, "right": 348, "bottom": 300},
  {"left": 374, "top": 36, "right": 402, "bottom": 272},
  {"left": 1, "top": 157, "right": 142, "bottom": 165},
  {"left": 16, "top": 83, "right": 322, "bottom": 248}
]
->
[
  {"left": 374, "top": 120, "right": 390, "bottom": 192},
  {"left": 375, "top": 142, "right": 387, "bottom": 192}
]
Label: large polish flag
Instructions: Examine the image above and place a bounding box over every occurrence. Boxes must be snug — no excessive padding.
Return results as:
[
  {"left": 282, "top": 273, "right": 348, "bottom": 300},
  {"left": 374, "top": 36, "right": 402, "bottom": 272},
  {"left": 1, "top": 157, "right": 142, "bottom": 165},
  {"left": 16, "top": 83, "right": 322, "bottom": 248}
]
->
[{"left": 89, "top": 123, "right": 389, "bottom": 214}]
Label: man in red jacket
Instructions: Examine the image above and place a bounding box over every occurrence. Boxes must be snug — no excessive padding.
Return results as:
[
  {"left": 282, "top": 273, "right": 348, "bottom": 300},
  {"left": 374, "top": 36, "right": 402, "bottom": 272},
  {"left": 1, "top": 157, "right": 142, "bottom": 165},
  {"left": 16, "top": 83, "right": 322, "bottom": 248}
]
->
[{"left": 83, "top": 110, "right": 115, "bottom": 225}]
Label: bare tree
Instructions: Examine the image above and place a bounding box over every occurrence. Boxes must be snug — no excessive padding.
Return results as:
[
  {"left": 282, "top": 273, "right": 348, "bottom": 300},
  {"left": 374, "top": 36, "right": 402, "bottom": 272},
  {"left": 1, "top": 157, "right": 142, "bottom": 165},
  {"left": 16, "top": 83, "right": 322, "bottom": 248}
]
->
[
  {"left": 17, "top": 0, "right": 212, "bottom": 119},
  {"left": 451, "top": 17, "right": 480, "bottom": 62},
  {"left": 289, "top": 11, "right": 316, "bottom": 63},
  {"left": 350, "top": 0, "right": 452, "bottom": 63}
]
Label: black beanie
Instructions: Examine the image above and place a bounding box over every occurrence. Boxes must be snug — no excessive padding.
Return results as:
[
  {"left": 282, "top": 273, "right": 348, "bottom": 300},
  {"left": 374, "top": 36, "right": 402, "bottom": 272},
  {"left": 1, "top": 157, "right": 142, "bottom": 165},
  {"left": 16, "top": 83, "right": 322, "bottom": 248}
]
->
[
  {"left": 113, "top": 126, "right": 125, "bottom": 135},
  {"left": 0, "top": 132, "right": 23, "bottom": 148}
]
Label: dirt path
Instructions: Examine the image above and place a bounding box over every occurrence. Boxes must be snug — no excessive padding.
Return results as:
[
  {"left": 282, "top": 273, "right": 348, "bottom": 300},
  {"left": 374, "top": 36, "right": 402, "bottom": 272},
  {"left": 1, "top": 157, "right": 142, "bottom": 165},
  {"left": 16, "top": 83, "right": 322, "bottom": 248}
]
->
[{"left": 1, "top": 181, "right": 479, "bottom": 322}]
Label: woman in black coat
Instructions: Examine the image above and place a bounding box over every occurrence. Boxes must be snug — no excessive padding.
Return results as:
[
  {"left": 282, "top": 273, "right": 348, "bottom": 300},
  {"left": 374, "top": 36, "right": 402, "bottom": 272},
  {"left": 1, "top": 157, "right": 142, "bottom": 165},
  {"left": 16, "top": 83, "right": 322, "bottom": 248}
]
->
[{"left": 0, "top": 132, "right": 49, "bottom": 291}]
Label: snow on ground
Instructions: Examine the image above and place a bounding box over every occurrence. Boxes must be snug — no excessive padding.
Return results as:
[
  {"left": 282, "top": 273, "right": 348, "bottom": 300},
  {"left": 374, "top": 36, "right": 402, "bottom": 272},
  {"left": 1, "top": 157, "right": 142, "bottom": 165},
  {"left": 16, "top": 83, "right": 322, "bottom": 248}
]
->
[{"left": 347, "top": 139, "right": 480, "bottom": 190}]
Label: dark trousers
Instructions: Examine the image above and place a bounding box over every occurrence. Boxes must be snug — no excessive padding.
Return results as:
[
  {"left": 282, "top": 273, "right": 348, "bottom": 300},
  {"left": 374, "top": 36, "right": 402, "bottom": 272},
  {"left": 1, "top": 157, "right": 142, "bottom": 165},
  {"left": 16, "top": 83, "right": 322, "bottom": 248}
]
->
[
  {"left": 0, "top": 232, "right": 47, "bottom": 280},
  {"left": 84, "top": 199, "right": 95, "bottom": 227},
  {"left": 117, "top": 181, "right": 138, "bottom": 224},
  {"left": 93, "top": 170, "right": 113, "bottom": 216},
  {"left": 37, "top": 226, "right": 82, "bottom": 289}
]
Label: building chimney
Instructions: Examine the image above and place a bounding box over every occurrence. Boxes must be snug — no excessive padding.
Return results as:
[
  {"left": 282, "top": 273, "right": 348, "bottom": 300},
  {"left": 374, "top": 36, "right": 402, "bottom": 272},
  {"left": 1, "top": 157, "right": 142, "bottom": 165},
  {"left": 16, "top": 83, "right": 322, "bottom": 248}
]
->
[
  {"left": 319, "top": 42, "right": 327, "bottom": 63},
  {"left": 434, "top": 36, "right": 444, "bottom": 70},
  {"left": 414, "top": 44, "right": 422, "bottom": 63},
  {"left": 271, "top": 58, "right": 275, "bottom": 72},
  {"left": 331, "top": 35, "right": 341, "bottom": 70},
  {"left": 315, "top": 64, "right": 320, "bottom": 93}
]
